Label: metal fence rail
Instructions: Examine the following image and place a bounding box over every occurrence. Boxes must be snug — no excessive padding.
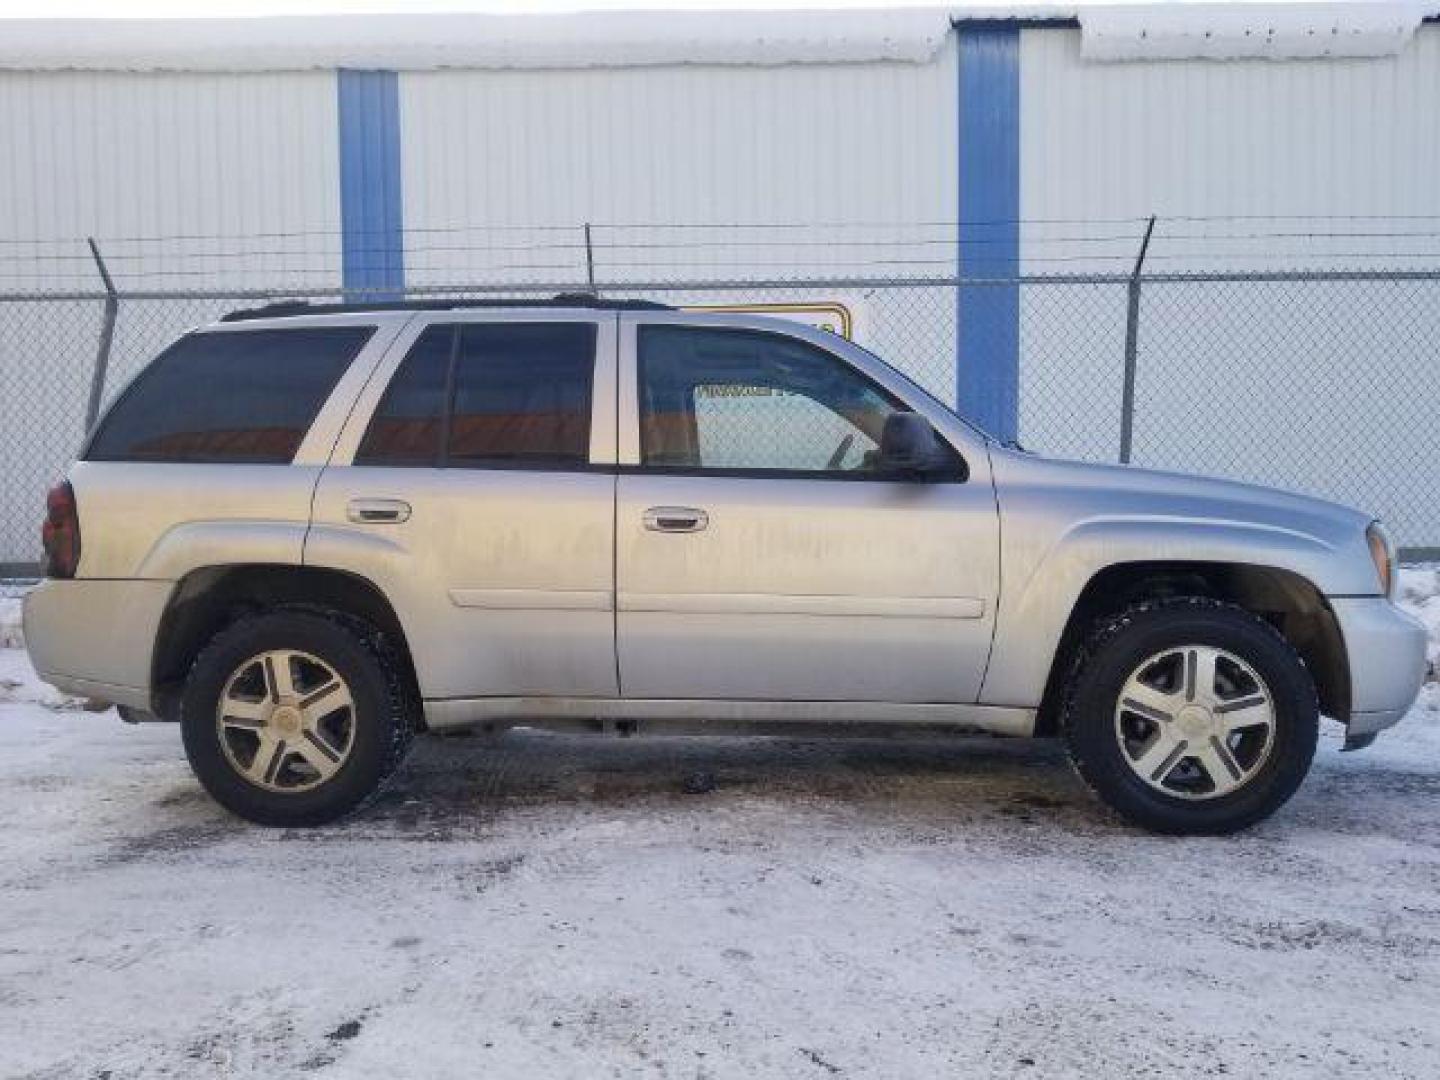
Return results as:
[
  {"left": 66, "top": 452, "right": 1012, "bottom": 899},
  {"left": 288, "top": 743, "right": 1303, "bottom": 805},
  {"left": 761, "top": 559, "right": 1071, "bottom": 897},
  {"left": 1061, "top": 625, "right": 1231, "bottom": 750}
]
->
[{"left": 2, "top": 267, "right": 1437, "bottom": 571}]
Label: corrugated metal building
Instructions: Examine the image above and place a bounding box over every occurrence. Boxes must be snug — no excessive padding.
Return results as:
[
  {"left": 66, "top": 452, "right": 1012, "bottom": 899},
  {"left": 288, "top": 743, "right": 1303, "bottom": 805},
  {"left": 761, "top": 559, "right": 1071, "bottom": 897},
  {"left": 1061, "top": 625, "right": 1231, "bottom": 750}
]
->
[{"left": 1, "top": 3, "right": 1439, "bottom": 556}]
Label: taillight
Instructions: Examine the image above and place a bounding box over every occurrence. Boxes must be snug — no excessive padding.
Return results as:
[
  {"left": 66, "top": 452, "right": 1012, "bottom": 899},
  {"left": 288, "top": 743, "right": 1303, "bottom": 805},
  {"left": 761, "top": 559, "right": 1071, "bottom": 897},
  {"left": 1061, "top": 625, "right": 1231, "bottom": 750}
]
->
[{"left": 42, "top": 480, "right": 80, "bottom": 578}]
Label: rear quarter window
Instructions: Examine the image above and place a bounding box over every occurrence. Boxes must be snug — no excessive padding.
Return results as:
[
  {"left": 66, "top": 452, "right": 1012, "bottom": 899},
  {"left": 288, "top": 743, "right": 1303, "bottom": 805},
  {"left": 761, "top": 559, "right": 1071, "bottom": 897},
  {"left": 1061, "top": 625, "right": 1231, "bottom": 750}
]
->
[{"left": 86, "top": 326, "right": 373, "bottom": 464}]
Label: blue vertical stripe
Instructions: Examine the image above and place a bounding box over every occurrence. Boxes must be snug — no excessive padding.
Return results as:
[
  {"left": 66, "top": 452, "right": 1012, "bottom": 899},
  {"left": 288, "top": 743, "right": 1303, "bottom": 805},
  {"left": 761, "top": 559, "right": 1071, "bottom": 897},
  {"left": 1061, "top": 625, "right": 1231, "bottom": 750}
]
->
[
  {"left": 955, "top": 24, "right": 1020, "bottom": 442},
  {"left": 338, "top": 69, "right": 404, "bottom": 298}
]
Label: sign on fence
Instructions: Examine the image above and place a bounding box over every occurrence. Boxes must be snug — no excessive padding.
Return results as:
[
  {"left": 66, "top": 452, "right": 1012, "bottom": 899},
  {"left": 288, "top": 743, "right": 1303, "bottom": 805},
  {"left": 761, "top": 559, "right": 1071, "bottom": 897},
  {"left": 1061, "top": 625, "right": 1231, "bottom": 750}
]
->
[{"left": 682, "top": 300, "right": 860, "bottom": 340}]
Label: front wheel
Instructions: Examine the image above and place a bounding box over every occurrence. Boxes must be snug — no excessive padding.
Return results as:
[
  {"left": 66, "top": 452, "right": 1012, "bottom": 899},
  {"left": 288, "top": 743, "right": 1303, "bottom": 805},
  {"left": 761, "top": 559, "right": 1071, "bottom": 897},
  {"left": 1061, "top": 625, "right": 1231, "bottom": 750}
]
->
[
  {"left": 1064, "top": 598, "right": 1318, "bottom": 835},
  {"left": 180, "top": 609, "right": 414, "bottom": 826}
]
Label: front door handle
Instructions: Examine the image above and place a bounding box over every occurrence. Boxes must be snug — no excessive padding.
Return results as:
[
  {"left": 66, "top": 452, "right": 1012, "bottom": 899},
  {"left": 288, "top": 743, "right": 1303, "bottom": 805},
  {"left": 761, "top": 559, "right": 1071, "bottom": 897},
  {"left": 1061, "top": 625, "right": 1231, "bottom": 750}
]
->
[
  {"left": 643, "top": 506, "right": 709, "bottom": 533},
  {"left": 347, "top": 498, "right": 412, "bottom": 524}
]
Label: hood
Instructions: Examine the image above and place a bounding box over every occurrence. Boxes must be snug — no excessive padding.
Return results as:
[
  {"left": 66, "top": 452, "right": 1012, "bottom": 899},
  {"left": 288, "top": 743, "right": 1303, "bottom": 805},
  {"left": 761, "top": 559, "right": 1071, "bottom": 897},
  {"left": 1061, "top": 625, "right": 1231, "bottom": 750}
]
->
[{"left": 990, "top": 447, "right": 1375, "bottom": 551}]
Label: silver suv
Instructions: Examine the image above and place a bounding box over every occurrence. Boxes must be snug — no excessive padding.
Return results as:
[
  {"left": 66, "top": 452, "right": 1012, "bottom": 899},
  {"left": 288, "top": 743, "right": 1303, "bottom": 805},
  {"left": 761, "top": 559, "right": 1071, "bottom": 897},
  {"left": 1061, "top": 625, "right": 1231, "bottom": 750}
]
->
[{"left": 24, "top": 297, "right": 1427, "bottom": 833}]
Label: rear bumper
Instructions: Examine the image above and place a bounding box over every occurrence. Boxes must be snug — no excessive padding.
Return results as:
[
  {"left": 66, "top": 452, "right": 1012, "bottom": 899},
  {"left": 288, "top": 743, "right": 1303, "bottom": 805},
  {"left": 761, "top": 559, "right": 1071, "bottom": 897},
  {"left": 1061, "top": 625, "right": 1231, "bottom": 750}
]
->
[
  {"left": 1331, "top": 596, "right": 1428, "bottom": 736},
  {"left": 21, "top": 578, "right": 172, "bottom": 711}
]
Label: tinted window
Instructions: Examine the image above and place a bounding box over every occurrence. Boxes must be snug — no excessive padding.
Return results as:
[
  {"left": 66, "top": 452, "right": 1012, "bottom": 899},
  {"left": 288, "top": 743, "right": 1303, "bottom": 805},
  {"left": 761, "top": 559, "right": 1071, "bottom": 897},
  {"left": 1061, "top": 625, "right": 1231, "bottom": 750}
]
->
[
  {"left": 355, "top": 325, "right": 450, "bottom": 466},
  {"left": 449, "top": 322, "right": 595, "bottom": 465},
  {"left": 639, "top": 326, "right": 938, "bottom": 475},
  {"left": 356, "top": 321, "right": 597, "bottom": 468},
  {"left": 87, "top": 327, "right": 372, "bottom": 464}
]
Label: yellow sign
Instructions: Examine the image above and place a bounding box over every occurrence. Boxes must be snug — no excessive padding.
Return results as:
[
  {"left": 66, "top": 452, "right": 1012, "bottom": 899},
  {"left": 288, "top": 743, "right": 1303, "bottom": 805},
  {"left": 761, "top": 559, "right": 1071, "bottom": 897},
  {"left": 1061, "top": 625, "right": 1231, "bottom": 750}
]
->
[{"left": 682, "top": 301, "right": 855, "bottom": 340}]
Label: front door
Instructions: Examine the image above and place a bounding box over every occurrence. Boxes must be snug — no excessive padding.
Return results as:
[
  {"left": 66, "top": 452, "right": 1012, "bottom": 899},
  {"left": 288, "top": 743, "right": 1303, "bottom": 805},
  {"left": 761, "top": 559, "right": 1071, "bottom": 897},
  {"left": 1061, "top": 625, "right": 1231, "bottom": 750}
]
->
[
  {"left": 309, "top": 312, "right": 619, "bottom": 701},
  {"left": 614, "top": 317, "right": 999, "bottom": 703}
]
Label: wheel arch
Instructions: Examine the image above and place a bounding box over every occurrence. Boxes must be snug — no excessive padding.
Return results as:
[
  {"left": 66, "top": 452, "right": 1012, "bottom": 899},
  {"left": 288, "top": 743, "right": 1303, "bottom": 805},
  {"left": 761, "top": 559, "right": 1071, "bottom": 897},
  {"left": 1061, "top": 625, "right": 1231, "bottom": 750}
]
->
[
  {"left": 151, "top": 564, "right": 420, "bottom": 724},
  {"left": 1032, "top": 560, "right": 1348, "bottom": 735}
]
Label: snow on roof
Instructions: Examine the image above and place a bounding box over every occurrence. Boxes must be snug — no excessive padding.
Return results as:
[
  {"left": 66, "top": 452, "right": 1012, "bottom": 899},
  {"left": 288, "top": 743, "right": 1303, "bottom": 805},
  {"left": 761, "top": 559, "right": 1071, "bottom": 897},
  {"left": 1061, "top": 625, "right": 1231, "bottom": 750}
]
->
[
  {"left": 0, "top": 11, "right": 953, "bottom": 73},
  {"left": 1082, "top": 2, "right": 1429, "bottom": 62},
  {"left": 0, "top": 4, "right": 1433, "bottom": 73}
]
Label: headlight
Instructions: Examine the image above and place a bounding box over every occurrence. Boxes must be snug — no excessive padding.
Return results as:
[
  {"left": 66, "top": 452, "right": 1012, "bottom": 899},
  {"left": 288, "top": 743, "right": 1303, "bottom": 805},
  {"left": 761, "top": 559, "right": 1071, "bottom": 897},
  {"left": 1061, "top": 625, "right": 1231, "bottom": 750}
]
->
[{"left": 1366, "top": 520, "right": 1396, "bottom": 598}]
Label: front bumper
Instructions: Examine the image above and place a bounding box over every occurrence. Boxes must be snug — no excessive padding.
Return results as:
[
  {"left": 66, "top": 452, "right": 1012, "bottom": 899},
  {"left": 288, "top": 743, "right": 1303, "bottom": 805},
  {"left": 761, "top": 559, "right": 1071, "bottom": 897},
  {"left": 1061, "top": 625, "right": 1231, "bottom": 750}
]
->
[
  {"left": 1331, "top": 596, "right": 1428, "bottom": 738},
  {"left": 22, "top": 578, "right": 172, "bottom": 711}
]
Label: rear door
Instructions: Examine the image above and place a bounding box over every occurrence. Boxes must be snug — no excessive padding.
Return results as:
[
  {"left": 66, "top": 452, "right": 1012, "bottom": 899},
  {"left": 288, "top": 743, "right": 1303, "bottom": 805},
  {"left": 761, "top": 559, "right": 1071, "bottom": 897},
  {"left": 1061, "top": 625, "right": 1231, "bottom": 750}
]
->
[
  {"left": 614, "top": 315, "right": 1000, "bottom": 703},
  {"left": 308, "top": 311, "right": 618, "bottom": 701}
]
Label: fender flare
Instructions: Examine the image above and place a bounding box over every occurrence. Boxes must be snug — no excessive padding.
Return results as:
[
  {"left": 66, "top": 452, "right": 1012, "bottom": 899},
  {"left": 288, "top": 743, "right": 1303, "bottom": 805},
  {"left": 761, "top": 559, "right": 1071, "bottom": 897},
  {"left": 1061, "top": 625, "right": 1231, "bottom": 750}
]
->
[
  {"left": 979, "top": 516, "right": 1342, "bottom": 707},
  {"left": 137, "top": 521, "right": 310, "bottom": 581}
]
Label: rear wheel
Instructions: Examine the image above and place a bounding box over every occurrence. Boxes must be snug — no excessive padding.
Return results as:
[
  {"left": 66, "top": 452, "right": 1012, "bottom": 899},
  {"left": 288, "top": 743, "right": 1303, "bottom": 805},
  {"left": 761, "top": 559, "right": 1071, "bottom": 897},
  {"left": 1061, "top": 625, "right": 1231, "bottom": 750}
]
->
[
  {"left": 181, "top": 609, "right": 414, "bottom": 826},
  {"left": 1063, "top": 598, "right": 1318, "bottom": 834}
]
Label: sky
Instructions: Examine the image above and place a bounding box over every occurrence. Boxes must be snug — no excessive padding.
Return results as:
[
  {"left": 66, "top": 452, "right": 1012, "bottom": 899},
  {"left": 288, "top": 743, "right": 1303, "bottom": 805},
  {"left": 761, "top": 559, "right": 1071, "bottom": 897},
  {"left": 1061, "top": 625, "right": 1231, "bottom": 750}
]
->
[{"left": 0, "top": 0, "right": 1334, "bottom": 16}]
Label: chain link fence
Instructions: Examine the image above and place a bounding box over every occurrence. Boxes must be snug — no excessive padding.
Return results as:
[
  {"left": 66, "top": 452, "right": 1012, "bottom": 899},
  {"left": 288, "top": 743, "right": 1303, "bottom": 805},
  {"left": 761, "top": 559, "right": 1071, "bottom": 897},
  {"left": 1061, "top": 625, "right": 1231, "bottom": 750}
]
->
[
  {"left": 1130, "top": 274, "right": 1440, "bottom": 549},
  {"left": 1, "top": 269, "right": 1436, "bottom": 571}
]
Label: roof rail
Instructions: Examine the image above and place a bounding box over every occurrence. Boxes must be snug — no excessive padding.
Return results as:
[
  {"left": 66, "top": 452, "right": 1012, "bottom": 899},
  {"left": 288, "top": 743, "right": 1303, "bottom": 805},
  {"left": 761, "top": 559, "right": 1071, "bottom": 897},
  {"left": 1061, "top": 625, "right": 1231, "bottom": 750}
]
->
[{"left": 219, "top": 293, "right": 672, "bottom": 322}]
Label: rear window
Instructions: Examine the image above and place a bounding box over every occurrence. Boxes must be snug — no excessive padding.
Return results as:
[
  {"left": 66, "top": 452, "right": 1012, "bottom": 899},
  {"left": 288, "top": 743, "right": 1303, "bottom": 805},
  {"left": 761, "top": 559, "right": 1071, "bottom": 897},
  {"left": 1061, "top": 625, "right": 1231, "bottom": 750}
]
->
[{"left": 86, "top": 326, "right": 373, "bottom": 464}]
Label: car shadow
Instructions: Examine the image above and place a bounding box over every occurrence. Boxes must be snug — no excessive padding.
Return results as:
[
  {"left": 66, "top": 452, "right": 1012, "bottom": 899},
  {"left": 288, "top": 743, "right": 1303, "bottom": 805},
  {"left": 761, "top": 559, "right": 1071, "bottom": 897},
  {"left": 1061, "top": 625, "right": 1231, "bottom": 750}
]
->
[
  {"left": 332, "top": 727, "right": 1440, "bottom": 844},
  {"left": 340, "top": 729, "right": 1106, "bottom": 836},
  {"left": 127, "top": 720, "right": 1440, "bottom": 849}
]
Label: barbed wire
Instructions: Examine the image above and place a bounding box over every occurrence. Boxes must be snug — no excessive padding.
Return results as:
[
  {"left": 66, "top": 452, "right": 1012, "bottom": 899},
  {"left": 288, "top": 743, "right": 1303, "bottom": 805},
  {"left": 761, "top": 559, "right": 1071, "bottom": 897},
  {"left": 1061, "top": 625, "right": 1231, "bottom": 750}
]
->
[
  {"left": 1, "top": 218, "right": 1439, "bottom": 292},
  {"left": 9, "top": 213, "right": 1440, "bottom": 247},
  {"left": 5, "top": 266, "right": 1440, "bottom": 302}
]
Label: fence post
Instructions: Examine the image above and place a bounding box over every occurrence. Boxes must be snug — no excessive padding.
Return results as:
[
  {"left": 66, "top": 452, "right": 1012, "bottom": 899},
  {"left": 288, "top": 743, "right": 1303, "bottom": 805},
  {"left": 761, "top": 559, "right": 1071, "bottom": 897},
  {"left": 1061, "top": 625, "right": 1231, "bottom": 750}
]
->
[
  {"left": 583, "top": 222, "right": 598, "bottom": 294},
  {"left": 83, "top": 238, "right": 119, "bottom": 433},
  {"left": 1118, "top": 215, "right": 1156, "bottom": 464}
]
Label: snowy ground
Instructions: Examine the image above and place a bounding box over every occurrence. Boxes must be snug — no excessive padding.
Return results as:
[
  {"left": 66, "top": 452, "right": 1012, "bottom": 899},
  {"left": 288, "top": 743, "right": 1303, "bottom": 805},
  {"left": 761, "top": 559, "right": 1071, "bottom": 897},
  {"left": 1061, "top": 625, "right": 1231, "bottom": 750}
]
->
[{"left": 1, "top": 573, "right": 1437, "bottom": 1079}]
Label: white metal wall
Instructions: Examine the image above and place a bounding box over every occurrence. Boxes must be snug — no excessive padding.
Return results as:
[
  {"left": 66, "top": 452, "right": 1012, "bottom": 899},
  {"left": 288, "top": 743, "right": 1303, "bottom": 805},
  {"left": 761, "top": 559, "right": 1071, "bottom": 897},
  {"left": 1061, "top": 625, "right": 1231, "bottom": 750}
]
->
[
  {"left": 1016, "top": 24, "right": 1440, "bottom": 543},
  {"left": 1020, "top": 25, "right": 1440, "bottom": 257},
  {"left": 0, "top": 70, "right": 342, "bottom": 292},
  {"left": 398, "top": 47, "right": 961, "bottom": 401},
  {"left": 399, "top": 52, "right": 957, "bottom": 279}
]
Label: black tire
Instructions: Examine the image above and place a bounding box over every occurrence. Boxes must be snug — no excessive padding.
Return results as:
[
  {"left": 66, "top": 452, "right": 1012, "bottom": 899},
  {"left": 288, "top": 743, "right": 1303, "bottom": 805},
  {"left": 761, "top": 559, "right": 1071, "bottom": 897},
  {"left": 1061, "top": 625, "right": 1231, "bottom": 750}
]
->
[
  {"left": 1063, "top": 597, "right": 1318, "bottom": 835},
  {"left": 180, "top": 608, "right": 415, "bottom": 827}
]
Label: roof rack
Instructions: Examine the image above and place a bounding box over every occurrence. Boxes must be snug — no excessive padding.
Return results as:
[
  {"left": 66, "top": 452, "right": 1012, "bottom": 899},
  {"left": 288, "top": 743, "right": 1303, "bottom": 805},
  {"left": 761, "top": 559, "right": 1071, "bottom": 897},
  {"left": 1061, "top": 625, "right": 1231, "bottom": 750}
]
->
[{"left": 219, "top": 293, "right": 672, "bottom": 322}]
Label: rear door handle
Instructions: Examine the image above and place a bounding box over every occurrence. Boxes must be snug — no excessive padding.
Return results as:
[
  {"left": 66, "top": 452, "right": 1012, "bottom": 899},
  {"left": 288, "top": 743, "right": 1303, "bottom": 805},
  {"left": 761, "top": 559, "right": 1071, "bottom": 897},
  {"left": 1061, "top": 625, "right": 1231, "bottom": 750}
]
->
[
  {"left": 643, "top": 506, "right": 708, "bottom": 533},
  {"left": 347, "top": 498, "right": 411, "bottom": 524}
]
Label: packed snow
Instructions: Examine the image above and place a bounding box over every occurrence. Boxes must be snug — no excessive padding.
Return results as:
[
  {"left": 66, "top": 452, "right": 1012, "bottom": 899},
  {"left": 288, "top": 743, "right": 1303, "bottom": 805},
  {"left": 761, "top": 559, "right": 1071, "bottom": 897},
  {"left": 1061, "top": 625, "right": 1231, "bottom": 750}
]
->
[
  {"left": 0, "top": 10, "right": 952, "bottom": 73},
  {"left": 0, "top": 595, "right": 23, "bottom": 649},
  {"left": 0, "top": 572, "right": 1436, "bottom": 1078}
]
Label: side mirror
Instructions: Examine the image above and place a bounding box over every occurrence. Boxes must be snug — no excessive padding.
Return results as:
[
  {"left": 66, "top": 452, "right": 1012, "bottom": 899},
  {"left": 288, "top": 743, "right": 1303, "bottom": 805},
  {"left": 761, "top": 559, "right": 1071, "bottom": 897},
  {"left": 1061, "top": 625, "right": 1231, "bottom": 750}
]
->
[{"left": 878, "top": 412, "right": 950, "bottom": 478}]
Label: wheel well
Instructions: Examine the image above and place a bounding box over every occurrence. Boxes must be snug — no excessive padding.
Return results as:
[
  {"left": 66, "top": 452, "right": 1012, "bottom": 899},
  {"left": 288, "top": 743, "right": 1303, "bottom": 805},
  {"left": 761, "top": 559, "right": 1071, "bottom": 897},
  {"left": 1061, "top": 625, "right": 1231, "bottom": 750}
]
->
[
  {"left": 1034, "top": 561, "right": 1349, "bottom": 735},
  {"left": 151, "top": 565, "right": 420, "bottom": 724}
]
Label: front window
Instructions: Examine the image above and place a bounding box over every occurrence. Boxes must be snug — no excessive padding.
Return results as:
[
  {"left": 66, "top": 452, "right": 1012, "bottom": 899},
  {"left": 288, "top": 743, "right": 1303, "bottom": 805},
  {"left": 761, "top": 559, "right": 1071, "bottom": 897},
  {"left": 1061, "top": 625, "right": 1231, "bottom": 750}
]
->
[{"left": 638, "top": 325, "right": 960, "bottom": 477}]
